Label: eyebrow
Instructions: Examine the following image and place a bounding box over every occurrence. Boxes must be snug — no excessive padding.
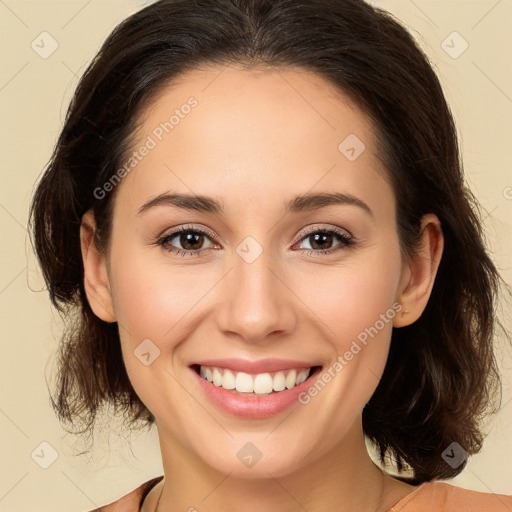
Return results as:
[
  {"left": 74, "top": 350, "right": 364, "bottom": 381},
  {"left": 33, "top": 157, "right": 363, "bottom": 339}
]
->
[{"left": 137, "top": 191, "right": 373, "bottom": 217}]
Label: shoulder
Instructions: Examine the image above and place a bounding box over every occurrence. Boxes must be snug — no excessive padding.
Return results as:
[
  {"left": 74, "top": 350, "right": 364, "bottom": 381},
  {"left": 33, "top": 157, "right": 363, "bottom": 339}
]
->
[
  {"left": 389, "top": 480, "right": 512, "bottom": 512},
  {"left": 86, "top": 476, "right": 164, "bottom": 512}
]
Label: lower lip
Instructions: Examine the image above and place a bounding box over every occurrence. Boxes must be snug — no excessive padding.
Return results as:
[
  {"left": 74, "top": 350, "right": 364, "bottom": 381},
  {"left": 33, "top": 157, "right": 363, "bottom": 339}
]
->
[{"left": 190, "top": 366, "right": 322, "bottom": 419}]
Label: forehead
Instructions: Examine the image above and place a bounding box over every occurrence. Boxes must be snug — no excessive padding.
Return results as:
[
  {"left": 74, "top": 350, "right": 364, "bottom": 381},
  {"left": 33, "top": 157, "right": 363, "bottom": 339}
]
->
[
  {"left": 137, "top": 64, "right": 376, "bottom": 150},
  {"left": 115, "top": 65, "right": 392, "bottom": 218}
]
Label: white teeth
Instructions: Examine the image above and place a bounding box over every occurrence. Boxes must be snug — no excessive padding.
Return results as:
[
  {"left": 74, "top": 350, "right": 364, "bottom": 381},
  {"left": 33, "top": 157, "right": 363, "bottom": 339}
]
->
[
  {"left": 285, "top": 369, "right": 297, "bottom": 389},
  {"left": 296, "top": 368, "right": 309, "bottom": 385},
  {"left": 273, "top": 371, "right": 286, "bottom": 391},
  {"left": 235, "top": 372, "right": 253, "bottom": 393},
  {"left": 253, "top": 373, "right": 273, "bottom": 394},
  {"left": 222, "top": 369, "right": 236, "bottom": 389},
  {"left": 203, "top": 367, "right": 213, "bottom": 382},
  {"left": 197, "top": 365, "right": 313, "bottom": 393},
  {"left": 212, "top": 368, "right": 223, "bottom": 386}
]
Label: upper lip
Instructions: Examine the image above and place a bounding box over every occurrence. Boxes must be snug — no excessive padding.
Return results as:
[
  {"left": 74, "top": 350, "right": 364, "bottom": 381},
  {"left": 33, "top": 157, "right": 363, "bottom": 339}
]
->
[{"left": 190, "top": 358, "right": 321, "bottom": 374}]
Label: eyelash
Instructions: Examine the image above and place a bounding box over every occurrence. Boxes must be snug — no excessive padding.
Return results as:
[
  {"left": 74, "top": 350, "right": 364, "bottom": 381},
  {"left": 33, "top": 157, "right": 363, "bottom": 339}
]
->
[{"left": 156, "top": 224, "right": 356, "bottom": 258}]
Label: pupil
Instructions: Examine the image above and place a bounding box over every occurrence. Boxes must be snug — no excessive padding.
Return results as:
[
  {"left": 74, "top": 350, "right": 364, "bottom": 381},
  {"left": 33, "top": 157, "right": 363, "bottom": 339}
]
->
[
  {"left": 181, "top": 232, "right": 203, "bottom": 250},
  {"left": 311, "top": 233, "right": 332, "bottom": 250}
]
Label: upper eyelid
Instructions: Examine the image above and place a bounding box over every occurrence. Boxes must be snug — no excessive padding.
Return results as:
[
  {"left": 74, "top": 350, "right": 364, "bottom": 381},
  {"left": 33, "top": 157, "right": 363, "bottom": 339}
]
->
[
  {"left": 299, "top": 225, "right": 352, "bottom": 238},
  {"left": 160, "top": 225, "right": 217, "bottom": 241}
]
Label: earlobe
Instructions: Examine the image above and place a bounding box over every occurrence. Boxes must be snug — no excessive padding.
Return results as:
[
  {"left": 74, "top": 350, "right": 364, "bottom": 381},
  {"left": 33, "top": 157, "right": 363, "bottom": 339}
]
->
[
  {"left": 80, "top": 210, "right": 116, "bottom": 323},
  {"left": 393, "top": 214, "right": 444, "bottom": 327}
]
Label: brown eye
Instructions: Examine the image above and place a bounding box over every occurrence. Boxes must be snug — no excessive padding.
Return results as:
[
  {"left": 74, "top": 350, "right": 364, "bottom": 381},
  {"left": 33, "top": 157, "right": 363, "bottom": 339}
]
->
[
  {"left": 157, "top": 227, "right": 216, "bottom": 256},
  {"left": 177, "top": 231, "right": 206, "bottom": 251},
  {"left": 307, "top": 232, "right": 335, "bottom": 250},
  {"left": 295, "top": 228, "right": 355, "bottom": 255}
]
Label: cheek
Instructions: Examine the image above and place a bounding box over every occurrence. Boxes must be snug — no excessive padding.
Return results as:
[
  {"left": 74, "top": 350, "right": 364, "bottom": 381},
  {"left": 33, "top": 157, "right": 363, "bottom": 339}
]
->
[
  {"left": 107, "top": 246, "right": 208, "bottom": 421},
  {"left": 294, "top": 242, "right": 403, "bottom": 346},
  {"left": 110, "top": 256, "right": 212, "bottom": 342},
  {"left": 107, "top": 233, "right": 231, "bottom": 368}
]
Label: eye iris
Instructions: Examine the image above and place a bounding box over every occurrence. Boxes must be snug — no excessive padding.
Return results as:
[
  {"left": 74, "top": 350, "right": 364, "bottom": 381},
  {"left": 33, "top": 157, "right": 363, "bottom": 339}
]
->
[
  {"left": 310, "top": 232, "right": 333, "bottom": 250},
  {"left": 181, "top": 232, "right": 204, "bottom": 250}
]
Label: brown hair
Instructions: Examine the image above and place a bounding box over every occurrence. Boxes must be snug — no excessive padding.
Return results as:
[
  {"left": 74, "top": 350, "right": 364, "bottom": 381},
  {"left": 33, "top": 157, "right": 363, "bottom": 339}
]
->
[{"left": 29, "top": 0, "right": 509, "bottom": 483}]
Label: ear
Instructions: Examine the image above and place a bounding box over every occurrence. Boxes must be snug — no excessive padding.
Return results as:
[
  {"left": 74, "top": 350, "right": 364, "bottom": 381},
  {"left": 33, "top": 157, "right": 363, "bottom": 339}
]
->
[
  {"left": 393, "top": 213, "right": 444, "bottom": 327},
  {"left": 80, "top": 210, "right": 116, "bottom": 323}
]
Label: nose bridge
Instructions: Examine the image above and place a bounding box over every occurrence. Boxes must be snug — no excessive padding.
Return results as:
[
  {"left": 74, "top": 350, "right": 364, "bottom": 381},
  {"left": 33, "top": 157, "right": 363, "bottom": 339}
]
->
[{"left": 216, "top": 235, "right": 295, "bottom": 342}]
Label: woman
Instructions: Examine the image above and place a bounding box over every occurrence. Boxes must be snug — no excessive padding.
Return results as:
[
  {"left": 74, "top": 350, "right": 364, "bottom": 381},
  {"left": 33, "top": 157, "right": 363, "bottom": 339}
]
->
[{"left": 29, "top": 0, "right": 512, "bottom": 510}]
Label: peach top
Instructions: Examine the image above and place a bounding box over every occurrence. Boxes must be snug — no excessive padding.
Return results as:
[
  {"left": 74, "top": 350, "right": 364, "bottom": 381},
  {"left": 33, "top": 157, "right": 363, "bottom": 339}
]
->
[{"left": 88, "top": 475, "right": 512, "bottom": 512}]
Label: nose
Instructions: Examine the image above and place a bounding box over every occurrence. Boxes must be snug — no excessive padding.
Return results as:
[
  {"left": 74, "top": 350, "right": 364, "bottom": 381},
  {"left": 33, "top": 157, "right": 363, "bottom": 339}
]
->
[{"left": 215, "top": 242, "right": 297, "bottom": 344}]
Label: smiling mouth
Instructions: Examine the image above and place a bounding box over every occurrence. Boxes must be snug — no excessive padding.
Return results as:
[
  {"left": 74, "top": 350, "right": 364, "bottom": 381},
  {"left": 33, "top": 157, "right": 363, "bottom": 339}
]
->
[{"left": 190, "top": 364, "right": 322, "bottom": 395}]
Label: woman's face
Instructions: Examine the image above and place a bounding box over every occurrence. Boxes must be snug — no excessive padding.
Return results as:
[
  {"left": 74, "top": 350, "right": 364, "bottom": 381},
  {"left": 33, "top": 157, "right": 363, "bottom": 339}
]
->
[{"left": 84, "top": 65, "right": 433, "bottom": 478}]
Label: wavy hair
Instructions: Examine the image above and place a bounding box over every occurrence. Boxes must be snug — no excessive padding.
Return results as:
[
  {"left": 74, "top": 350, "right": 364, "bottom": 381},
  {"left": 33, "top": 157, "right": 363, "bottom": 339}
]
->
[{"left": 29, "top": 0, "right": 508, "bottom": 483}]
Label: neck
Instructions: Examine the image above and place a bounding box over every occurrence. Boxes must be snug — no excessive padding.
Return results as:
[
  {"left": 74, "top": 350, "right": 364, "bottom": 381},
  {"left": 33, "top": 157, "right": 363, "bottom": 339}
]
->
[{"left": 153, "top": 416, "right": 398, "bottom": 512}]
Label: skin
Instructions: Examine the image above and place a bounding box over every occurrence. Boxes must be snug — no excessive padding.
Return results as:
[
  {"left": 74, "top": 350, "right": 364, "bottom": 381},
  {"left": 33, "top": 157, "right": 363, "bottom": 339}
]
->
[{"left": 80, "top": 65, "right": 444, "bottom": 511}]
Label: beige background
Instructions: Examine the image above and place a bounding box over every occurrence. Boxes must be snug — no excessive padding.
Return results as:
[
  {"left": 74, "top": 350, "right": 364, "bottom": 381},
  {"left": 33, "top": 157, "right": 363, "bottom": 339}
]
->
[{"left": 0, "top": 0, "right": 511, "bottom": 510}]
